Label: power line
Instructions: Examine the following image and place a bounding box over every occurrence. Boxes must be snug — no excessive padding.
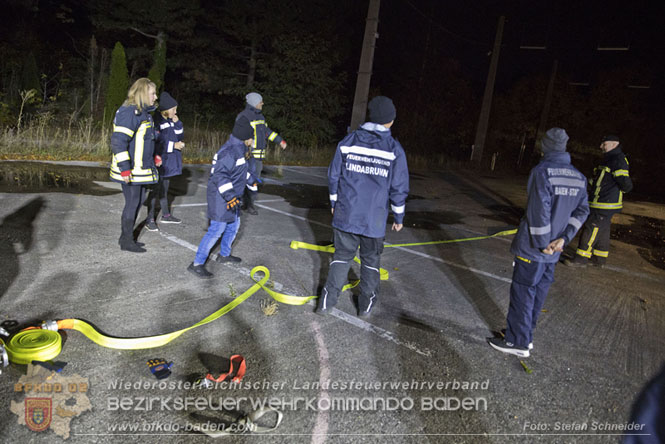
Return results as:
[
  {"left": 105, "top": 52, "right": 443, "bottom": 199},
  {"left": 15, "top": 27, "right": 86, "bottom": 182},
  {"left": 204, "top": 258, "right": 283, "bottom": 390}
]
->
[{"left": 398, "top": 0, "right": 490, "bottom": 47}]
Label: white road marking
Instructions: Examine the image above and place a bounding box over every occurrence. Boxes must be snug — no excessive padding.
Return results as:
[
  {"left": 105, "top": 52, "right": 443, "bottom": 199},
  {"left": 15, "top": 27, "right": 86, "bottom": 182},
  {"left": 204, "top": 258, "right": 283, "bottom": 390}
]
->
[
  {"left": 310, "top": 321, "right": 330, "bottom": 444},
  {"left": 157, "top": 227, "right": 428, "bottom": 356},
  {"left": 254, "top": 203, "right": 513, "bottom": 283}
]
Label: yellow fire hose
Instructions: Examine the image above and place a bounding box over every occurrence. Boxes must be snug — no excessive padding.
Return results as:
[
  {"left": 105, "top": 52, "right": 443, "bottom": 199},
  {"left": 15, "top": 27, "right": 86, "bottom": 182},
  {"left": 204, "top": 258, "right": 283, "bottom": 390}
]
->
[
  {"left": 3, "top": 229, "right": 516, "bottom": 364},
  {"left": 3, "top": 266, "right": 314, "bottom": 364}
]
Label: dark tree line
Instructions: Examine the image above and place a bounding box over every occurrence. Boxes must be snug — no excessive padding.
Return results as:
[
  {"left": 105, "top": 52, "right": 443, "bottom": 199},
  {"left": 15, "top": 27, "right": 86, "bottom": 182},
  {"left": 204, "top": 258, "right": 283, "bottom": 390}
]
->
[
  {"left": 0, "top": 0, "right": 362, "bottom": 145},
  {"left": 1, "top": 0, "right": 663, "bottom": 191}
]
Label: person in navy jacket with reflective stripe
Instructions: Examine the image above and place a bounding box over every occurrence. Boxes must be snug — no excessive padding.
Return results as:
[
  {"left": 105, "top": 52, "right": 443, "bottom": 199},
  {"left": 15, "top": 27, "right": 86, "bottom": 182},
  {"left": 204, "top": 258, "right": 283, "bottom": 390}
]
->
[
  {"left": 146, "top": 91, "right": 185, "bottom": 229},
  {"left": 489, "top": 128, "right": 589, "bottom": 358},
  {"left": 109, "top": 78, "right": 160, "bottom": 253},
  {"left": 187, "top": 117, "right": 256, "bottom": 279},
  {"left": 316, "top": 96, "right": 409, "bottom": 317}
]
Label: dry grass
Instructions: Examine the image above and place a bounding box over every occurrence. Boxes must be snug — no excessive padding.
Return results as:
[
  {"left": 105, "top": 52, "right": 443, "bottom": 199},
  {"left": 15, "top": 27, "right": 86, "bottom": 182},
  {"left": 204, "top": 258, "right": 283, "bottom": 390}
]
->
[{"left": 0, "top": 116, "right": 459, "bottom": 170}]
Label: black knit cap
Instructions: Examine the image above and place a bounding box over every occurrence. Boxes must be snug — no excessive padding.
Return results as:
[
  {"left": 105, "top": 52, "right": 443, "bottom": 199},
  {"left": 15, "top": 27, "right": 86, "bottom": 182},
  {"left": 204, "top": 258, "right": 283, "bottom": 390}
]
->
[
  {"left": 368, "top": 96, "right": 396, "bottom": 125},
  {"left": 232, "top": 116, "right": 253, "bottom": 140},
  {"left": 158, "top": 92, "right": 178, "bottom": 111},
  {"left": 602, "top": 134, "right": 620, "bottom": 143}
]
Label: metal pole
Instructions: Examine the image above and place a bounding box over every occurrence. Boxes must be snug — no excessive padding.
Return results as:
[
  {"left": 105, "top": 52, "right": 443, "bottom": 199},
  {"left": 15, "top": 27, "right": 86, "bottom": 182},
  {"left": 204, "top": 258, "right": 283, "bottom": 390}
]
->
[
  {"left": 349, "top": 0, "right": 381, "bottom": 132},
  {"left": 471, "top": 15, "right": 505, "bottom": 163}
]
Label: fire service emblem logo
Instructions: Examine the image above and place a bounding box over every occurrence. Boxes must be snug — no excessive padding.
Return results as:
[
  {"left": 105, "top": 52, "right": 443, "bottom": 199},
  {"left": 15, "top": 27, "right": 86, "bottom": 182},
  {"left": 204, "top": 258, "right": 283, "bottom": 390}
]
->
[{"left": 25, "top": 398, "right": 52, "bottom": 432}]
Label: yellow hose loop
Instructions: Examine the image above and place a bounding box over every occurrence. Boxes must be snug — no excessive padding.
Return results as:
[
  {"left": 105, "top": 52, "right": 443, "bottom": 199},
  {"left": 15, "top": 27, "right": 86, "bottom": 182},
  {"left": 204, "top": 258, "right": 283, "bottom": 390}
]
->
[
  {"left": 2, "top": 267, "right": 314, "bottom": 362},
  {"left": 249, "top": 266, "right": 317, "bottom": 305},
  {"left": 289, "top": 242, "right": 390, "bottom": 282},
  {"left": 5, "top": 329, "right": 63, "bottom": 364}
]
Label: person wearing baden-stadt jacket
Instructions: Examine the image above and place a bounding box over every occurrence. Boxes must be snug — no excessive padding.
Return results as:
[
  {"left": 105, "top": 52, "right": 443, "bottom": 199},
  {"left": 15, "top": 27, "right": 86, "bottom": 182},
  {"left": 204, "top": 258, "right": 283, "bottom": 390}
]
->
[
  {"left": 315, "top": 96, "right": 409, "bottom": 317},
  {"left": 563, "top": 134, "right": 633, "bottom": 268},
  {"left": 489, "top": 128, "right": 589, "bottom": 358},
  {"left": 109, "top": 78, "right": 160, "bottom": 253},
  {"left": 146, "top": 91, "right": 185, "bottom": 231},
  {"left": 187, "top": 117, "right": 257, "bottom": 279}
]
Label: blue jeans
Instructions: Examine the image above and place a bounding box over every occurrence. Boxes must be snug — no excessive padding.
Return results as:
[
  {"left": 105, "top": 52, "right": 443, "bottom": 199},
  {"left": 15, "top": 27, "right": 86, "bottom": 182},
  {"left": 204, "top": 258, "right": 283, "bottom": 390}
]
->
[
  {"left": 193, "top": 217, "right": 240, "bottom": 265},
  {"left": 505, "top": 258, "right": 555, "bottom": 348}
]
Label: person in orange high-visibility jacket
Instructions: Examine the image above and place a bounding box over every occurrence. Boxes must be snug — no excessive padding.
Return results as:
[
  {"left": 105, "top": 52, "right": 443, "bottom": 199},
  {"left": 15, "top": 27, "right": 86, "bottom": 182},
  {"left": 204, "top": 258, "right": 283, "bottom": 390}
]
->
[{"left": 563, "top": 134, "right": 632, "bottom": 268}]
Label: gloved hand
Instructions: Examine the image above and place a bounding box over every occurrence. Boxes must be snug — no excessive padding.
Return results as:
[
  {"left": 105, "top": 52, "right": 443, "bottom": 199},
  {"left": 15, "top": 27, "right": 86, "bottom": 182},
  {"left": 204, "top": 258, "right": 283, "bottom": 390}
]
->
[
  {"left": 155, "top": 155, "right": 162, "bottom": 167},
  {"left": 280, "top": 140, "right": 287, "bottom": 149},
  {"left": 226, "top": 197, "right": 240, "bottom": 210},
  {"left": 147, "top": 358, "right": 172, "bottom": 380}
]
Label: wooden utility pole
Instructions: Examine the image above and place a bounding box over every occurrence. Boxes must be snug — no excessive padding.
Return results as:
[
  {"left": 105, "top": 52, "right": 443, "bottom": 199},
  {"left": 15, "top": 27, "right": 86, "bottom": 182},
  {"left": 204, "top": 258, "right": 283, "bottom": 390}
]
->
[
  {"left": 349, "top": 0, "right": 381, "bottom": 132},
  {"left": 534, "top": 59, "right": 558, "bottom": 146},
  {"left": 471, "top": 15, "right": 505, "bottom": 163}
]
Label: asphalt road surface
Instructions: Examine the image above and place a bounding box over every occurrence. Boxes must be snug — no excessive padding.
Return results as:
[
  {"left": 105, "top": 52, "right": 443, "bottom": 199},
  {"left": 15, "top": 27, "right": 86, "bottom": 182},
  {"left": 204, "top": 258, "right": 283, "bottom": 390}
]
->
[{"left": 1, "top": 161, "right": 663, "bottom": 443}]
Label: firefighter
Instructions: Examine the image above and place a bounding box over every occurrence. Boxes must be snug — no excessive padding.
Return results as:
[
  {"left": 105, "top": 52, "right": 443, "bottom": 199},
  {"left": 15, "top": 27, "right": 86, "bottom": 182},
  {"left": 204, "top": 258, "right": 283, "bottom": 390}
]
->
[
  {"left": 489, "top": 128, "right": 589, "bottom": 357},
  {"left": 187, "top": 116, "right": 257, "bottom": 278},
  {"left": 236, "top": 92, "right": 287, "bottom": 215},
  {"left": 109, "top": 78, "right": 160, "bottom": 253},
  {"left": 563, "top": 135, "right": 633, "bottom": 267},
  {"left": 315, "top": 96, "right": 409, "bottom": 317}
]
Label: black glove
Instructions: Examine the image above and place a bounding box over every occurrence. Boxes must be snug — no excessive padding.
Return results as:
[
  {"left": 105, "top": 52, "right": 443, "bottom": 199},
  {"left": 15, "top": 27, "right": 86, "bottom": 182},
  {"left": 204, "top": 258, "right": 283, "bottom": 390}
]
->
[{"left": 226, "top": 197, "right": 240, "bottom": 210}]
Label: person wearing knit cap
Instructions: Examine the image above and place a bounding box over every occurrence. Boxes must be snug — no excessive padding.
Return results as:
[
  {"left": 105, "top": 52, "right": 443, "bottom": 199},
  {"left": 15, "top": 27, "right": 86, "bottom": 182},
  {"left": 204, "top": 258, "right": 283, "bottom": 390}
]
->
[
  {"left": 563, "top": 133, "right": 633, "bottom": 268},
  {"left": 187, "top": 116, "right": 257, "bottom": 279},
  {"left": 490, "top": 127, "right": 589, "bottom": 358},
  {"left": 145, "top": 91, "right": 186, "bottom": 231},
  {"left": 315, "top": 95, "right": 409, "bottom": 318},
  {"left": 236, "top": 92, "right": 288, "bottom": 215}
]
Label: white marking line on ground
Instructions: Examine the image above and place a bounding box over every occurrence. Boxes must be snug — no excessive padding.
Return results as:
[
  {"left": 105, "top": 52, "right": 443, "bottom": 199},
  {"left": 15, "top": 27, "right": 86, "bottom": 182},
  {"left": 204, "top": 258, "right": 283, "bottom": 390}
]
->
[
  {"left": 385, "top": 243, "right": 513, "bottom": 284},
  {"left": 254, "top": 203, "right": 330, "bottom": 228},
  {"left": 173, "top": 198, "right": 284, "bottom": 208},
  {"left": 158, "top": 226, "right": 427, "bottom": 356},
  {"left": 280, "top": 166, "right": 328, "bottom": 180},
  {"left": 330, "top": 309, "right": 433, "bottom": 357},
  {"left": 158, "top": 231, "right": 284, "bottom": 291},
  {"left": 255, "top": 203, "right": 513, "bottom": 284},
  {"left": 310, "top": 321, "right": 330, "bottom": 444}
]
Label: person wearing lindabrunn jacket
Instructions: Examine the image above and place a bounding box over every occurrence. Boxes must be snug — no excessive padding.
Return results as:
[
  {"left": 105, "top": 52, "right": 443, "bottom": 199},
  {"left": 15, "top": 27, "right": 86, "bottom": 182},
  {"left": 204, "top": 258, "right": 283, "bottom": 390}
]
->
[
  {"left": 315, "top": 96, "right": 409, "bottom": 318},
  {"left": 489, "top": 128, "right": 589, "bottom": 358},
  {"left": 109, "top": 78, "right": 161, "bottom": 253}
]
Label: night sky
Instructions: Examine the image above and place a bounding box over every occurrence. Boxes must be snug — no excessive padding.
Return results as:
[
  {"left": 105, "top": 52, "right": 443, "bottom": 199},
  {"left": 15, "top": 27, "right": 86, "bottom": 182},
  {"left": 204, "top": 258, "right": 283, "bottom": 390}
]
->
[{"left": 1, "top": 0, "right": 664, "bottom": 184}]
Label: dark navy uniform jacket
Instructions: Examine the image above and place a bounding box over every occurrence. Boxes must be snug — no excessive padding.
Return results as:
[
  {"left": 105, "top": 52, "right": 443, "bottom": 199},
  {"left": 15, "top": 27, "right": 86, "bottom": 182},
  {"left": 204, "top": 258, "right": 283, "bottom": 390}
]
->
[
  {"left": 155, "top": 115, "right": 184, "bottom": 178},
  {"left": 109, "top": 105, "right": 158, "bottom": 184},
  {"left": 237, "top": 104, "right": 283, "bottom": 160},
  {"left": 328, "top": 122, "right": 409, "bottom": 238},
  {"left": 588, "top": 146, "right": 632, "bottom": 214},
  {"left": 511, "top": 152, "right": 590, "bottom": 263},
  {"left": 206, "top": 135, "right": 256, "bottom": 223}
]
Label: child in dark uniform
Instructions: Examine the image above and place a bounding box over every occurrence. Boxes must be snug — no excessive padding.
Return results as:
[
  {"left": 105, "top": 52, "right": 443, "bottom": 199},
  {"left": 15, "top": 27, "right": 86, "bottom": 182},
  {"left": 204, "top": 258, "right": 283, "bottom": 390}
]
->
[{"left": 146, "top": 91, "right": 185, "bottom": 231}]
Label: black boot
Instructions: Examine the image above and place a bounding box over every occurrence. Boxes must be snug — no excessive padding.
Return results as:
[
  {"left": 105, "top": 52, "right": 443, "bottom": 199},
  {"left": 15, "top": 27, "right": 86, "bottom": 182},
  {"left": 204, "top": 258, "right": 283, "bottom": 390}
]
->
[{"left": 119, "top": 218, "right": 146, "bottom": 253}]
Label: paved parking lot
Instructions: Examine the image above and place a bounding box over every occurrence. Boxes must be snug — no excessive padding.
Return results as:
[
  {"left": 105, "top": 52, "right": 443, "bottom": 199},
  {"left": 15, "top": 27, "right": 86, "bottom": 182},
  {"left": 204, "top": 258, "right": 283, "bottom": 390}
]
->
[{"left": 1, "top": 161, "right": 664, "bottom": 443}]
